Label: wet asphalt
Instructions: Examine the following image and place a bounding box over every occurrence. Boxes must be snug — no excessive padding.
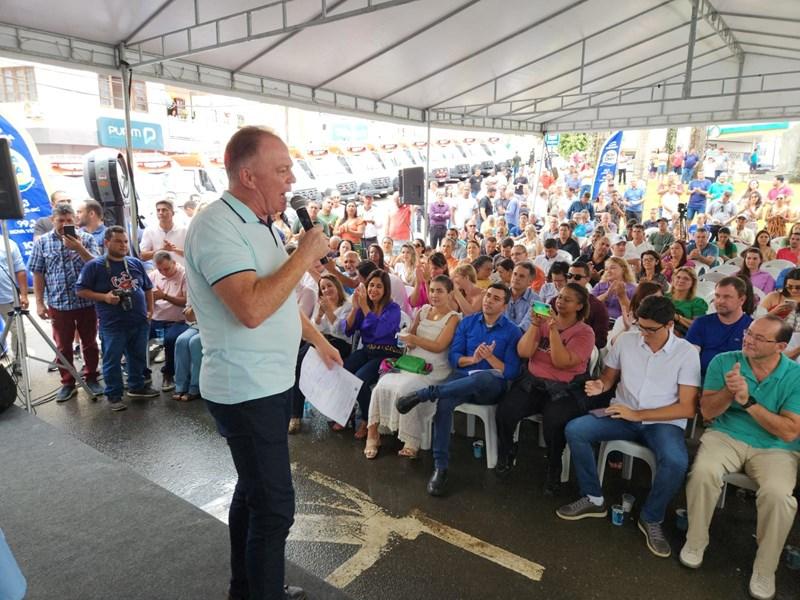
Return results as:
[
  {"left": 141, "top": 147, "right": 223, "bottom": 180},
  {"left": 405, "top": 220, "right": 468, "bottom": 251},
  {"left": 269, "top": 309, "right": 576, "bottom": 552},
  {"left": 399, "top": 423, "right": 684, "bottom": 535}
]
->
[{"left": 14, "top": 315, "right": 800, "bottom": 600}]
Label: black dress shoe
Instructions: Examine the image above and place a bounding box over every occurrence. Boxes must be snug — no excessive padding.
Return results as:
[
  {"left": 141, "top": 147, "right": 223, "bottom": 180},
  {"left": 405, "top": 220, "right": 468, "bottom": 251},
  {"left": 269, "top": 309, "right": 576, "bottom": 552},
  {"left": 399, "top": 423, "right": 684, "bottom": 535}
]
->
[
  {"left": 427, "top": 468, "right": 448, "bottom": 496},
  {"left": 284, "top": 585, "right": 306, "bottom": 600},
  {"left": 494, "top": 455, "right": 516, "bottom": 479},
  {"left": 396, "top": 392, "right": 425, "bottom": 414}
]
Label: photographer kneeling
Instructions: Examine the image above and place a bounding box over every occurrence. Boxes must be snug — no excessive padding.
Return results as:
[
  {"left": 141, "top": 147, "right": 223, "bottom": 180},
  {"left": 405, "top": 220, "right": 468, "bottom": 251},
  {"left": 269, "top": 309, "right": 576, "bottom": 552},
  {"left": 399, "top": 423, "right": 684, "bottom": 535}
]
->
[{"left": 77, "top": 226, "right": 159, "bottom": 411}]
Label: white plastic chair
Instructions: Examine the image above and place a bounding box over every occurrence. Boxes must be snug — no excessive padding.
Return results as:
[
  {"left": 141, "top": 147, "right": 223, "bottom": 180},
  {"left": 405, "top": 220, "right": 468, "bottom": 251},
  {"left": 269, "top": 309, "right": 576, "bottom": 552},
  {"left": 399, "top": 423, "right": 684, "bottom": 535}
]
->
[
  {"left": 695, "top": 280, "right": 717, "bottom": 299},
  {"left": 714, "top": 262, "right": 741, "bottom": 276},
  {"left": 728, "top": 255, "right": 743, "bottom": 267},
  {"left": 734, "top": 242, "right": 749, "bottom": 256},
  {"left": 762, "top": 259, "right": 795, "bottom": 279},
  {"left": 699, "top": 270, "right": 725, "bottom": 284},
  {"left": 717, "top": 472, "right": 758, "bottom": 509},
  {"left": 752, "top": 286, "right": 766, "bottom": 304},
  {"left": 597, "top": 440, "right": 657, "bottom": 485},
  {"left": 769, "top": 237, "right": 787, "bottom": 252},
  {"left": 454, "top": 403, "right": 498, "bottom": 469}
]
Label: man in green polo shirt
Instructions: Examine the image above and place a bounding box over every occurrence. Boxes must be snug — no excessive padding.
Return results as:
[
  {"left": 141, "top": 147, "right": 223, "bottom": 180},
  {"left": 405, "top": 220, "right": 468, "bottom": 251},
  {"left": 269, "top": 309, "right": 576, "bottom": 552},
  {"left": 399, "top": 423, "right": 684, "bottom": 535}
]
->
[
  {"left": 680, "top": 315, "right": 800, "bottom": 600},
  {"left": 185, "top": 126, "right": 341, "bottom": 600}
]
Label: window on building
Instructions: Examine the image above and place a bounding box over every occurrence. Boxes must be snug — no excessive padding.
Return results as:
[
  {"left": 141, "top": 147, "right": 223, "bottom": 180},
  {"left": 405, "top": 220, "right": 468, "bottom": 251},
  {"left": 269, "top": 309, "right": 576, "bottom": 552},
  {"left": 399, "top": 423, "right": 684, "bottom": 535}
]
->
[
  {"left": 98, "top": 75, "right": 148, "bottom": 111},
  {"left": 0, "top": 67, "right": 37, "bottom": 103}
]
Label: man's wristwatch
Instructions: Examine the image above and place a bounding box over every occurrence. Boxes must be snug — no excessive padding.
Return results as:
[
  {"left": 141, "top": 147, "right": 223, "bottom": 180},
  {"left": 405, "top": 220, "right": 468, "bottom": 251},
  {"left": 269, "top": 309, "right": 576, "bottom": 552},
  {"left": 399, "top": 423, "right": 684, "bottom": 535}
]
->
[{"left": 741, "top": 395, "right": 758, "bottom": 409}]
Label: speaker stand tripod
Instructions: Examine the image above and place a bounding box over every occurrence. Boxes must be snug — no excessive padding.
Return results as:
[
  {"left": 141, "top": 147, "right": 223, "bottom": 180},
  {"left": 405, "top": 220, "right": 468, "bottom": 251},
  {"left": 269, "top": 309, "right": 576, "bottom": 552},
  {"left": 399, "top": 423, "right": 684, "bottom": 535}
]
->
[{"left": 0, "top": 220, "right": 96, "bottom": 412}]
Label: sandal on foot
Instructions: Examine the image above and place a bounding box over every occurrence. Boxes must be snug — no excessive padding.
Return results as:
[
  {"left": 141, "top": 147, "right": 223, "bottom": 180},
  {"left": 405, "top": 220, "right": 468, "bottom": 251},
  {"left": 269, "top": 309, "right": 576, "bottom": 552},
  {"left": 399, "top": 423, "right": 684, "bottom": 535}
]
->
[
  {"left": 354, "top": 422, "right": 368, "bottom": 440},
  {"left": 172, "top": 392, "right": 186, "bottom": 401},
  {"left": 288, "top": 417, "right": 302, "bottom": 435},
  {"left": 397, "top": 446, "right": 418, "bottom": 459},
  {"left": 331, "top": 422, "right": 346, "bottom": 432},
  {"left": 363, "top": 438, "right": 380, "bottom": 459}
]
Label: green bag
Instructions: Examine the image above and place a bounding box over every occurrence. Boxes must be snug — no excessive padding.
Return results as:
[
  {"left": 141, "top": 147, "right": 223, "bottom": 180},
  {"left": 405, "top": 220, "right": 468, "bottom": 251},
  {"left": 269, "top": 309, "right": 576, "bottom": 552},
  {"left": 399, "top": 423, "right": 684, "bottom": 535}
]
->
[{"left": 393, "top": 355, "right": 430, "bottom": 375}]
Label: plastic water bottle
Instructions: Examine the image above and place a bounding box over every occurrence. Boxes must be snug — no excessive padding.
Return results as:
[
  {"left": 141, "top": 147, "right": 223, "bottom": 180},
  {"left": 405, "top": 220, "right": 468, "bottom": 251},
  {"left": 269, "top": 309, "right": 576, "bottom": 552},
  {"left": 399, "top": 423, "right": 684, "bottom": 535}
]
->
[
  {"left": 303, "top": 400, "right": 311, "bottom": 418},
  {"left": 154, "top": 326, "right": 165, "bottom": 345},
  {"left": 396, "top": 326, "right": 407, "bottom": 349}
]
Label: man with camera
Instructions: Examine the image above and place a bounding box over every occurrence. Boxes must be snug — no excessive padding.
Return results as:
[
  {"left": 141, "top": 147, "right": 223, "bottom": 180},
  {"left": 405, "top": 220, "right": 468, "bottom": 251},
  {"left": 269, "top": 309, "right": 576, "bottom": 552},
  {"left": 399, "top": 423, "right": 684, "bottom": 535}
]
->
[{"left": 77, "top": 226, "right": 158, "bottom": 411}]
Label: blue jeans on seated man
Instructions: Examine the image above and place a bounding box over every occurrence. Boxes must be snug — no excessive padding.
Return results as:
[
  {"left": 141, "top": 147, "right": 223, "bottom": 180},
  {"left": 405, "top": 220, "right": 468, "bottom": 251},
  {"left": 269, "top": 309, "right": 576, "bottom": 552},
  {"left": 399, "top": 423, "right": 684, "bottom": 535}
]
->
[
  {"left": 100, "top": 323, "right": 149, "bottom": 398},
  {"left": 565, "top": 415, "right": 689, "bottom": 523},
  {"left": 417, "top": 370, "right": 508, "bottom": 471},
  {"left": 174, "top": 327, "right": 202, "bottom": 395},
  {"left": 149, "top": 320, "right": 190, "bottom": 377},
  {"left": 205, "top": 390, "right": 294, "bottom": 600}
]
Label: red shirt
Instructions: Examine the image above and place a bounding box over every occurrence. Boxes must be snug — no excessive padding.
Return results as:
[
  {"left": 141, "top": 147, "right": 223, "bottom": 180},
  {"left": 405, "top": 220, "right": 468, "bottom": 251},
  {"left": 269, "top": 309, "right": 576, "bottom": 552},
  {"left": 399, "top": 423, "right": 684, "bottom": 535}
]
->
[
  {"left": 528, "top": 320, "right": 595, "bottom": 382},
  {"left": 387, "top": 205, "right": 412, "bottom": 241},
  {"left": 776, "top": 247, "right": 800, "bottom": 264}
]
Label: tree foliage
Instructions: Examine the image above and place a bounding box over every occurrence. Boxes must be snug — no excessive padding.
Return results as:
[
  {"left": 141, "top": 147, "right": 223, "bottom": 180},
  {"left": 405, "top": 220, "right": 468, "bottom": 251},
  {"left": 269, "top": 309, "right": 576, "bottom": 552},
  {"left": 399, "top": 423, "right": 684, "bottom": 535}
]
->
[{"left": 557, "top": 133, "right": 588, "bottom": 158}]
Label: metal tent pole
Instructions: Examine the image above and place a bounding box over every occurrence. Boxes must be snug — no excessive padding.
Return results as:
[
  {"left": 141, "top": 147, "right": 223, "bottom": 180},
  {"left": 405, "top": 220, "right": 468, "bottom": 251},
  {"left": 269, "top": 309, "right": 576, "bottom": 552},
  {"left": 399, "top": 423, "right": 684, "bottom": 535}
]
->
[
  {"left": 424, "top": 115, "right": 431, "bottom": 242},
  {"left": 119, "top": 51, "right": 141, "bottom": 255}
]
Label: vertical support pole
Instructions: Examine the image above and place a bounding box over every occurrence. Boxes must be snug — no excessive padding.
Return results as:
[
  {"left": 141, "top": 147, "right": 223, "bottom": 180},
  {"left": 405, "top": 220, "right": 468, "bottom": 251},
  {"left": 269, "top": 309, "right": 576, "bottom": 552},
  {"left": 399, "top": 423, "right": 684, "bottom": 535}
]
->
[
  {"left": 532, "top": 133, "right": 547, "bottom": 203},
  {"left": 732, "top": 53, "right": 745, "bottom": 119},
  {"left": 424, "top": 112, "right": 431, "bottom": 242},
  {"left": 683, "top": 0, "right": 699, "bottom": 99},
  {"left": 579, "top": 39, "right": 586, "bottom": 94},
  {"left": 119, "top": 52, "right": 141, "bottom": 255}
]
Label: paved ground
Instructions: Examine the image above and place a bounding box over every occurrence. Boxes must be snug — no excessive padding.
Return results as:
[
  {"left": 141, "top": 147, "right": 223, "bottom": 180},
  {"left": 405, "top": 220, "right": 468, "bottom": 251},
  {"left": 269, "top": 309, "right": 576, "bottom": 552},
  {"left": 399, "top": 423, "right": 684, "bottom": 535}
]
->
[{"left": 11, "top": 315, "right": 800, "bottom": 600}]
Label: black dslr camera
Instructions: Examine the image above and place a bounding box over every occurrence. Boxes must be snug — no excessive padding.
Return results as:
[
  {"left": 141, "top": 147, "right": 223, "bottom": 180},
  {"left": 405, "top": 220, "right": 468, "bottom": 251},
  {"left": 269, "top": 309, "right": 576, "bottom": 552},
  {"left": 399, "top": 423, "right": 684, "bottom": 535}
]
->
[
  {"left": 112, "top": 289, "right": 134, "bottom": 312},
  {"left": 677, "top": 202, "right": 688, "bottom": 218}
]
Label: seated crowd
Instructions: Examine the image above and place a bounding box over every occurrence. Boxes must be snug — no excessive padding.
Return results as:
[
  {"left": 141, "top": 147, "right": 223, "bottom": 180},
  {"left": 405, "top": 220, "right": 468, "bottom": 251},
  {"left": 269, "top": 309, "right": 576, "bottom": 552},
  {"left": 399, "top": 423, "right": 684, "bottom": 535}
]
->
[{"left": 26, "top": 164, "right": 800, "bottom": 600}]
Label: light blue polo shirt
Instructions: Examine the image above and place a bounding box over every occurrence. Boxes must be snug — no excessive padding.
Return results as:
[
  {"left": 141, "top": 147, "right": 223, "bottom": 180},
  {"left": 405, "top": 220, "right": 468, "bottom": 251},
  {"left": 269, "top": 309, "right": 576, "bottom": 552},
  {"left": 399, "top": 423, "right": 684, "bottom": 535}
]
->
[{"left": 184, "top": 192, "right": 301, "bottom": 404}]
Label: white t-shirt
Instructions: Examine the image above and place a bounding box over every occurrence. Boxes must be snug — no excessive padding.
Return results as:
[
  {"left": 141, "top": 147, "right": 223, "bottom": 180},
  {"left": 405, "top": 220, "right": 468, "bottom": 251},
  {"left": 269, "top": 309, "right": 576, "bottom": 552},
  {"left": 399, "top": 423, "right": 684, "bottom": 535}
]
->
[
  {"left": 606, "top": 331, "right": 701, "bottom": 428},
  {"left": 624, "top": 240, "right": 653, "bottom": 260},
  {"left": 361, "top": 206, "right": 379, "bottom": 239},
  {"left": 141, "top": 223, "right": 188, "bottom": 266},
  {"left": 661, "top": 193, "right": 680, "bottom": 218}
]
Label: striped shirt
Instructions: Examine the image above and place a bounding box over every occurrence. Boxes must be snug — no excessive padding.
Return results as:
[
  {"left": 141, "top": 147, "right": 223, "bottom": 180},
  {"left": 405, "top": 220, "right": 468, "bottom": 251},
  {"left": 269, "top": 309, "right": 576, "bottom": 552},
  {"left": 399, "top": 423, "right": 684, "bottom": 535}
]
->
[{"left": 28, "top": 230, "right": 99, "bottom": 311}]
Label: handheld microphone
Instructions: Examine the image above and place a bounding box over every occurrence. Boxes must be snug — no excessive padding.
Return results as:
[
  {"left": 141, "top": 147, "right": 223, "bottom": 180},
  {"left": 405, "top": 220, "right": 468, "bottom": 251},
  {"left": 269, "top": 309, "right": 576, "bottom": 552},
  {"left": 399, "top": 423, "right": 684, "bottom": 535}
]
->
[{"left": 291, "top": 196, "right": 328, "bottom": 264}]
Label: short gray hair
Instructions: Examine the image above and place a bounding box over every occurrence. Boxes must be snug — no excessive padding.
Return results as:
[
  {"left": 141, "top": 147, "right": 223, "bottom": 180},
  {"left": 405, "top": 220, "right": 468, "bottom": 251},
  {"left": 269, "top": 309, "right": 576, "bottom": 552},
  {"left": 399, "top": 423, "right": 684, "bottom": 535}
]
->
[{"left": 154, "top": 250, "right": 173, "bottom": 263}]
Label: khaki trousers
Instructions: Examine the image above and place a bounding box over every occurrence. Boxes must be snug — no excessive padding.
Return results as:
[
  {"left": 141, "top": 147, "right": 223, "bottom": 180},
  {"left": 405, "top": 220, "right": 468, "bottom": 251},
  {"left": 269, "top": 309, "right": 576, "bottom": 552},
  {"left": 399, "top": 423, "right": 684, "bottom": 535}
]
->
[{"left": 685, "top": 429, "right": 799, "bottom": 574}]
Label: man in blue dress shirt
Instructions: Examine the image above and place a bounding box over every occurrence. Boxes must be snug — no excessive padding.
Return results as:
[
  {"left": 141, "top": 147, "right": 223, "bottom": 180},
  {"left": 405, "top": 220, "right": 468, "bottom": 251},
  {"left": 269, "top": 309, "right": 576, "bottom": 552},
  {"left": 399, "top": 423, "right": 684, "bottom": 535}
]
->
[{"left": 397, "top": 283, "right": 522, "bottom": 496}]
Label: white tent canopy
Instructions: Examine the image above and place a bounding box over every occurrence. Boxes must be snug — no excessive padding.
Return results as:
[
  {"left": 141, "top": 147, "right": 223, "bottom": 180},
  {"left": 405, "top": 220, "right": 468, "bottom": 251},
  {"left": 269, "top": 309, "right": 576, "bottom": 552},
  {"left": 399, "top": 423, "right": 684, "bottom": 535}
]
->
[{"left": 2, "top": 0, "right": 800, "bottom": 133}]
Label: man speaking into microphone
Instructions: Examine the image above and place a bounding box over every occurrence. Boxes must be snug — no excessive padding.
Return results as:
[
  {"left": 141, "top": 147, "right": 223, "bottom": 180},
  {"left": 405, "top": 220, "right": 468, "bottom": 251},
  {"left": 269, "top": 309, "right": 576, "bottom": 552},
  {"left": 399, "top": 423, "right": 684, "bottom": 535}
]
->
[{"left": 185, "top": 126, "right": 341, "bottom": 600}]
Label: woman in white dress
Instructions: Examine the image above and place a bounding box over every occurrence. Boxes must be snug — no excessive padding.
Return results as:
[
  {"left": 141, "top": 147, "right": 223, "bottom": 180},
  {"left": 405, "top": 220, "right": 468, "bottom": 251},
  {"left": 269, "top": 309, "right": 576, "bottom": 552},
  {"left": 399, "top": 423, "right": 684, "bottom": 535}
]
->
[{"left": 364, "top": 275, "right": 460, "bottom": 459}]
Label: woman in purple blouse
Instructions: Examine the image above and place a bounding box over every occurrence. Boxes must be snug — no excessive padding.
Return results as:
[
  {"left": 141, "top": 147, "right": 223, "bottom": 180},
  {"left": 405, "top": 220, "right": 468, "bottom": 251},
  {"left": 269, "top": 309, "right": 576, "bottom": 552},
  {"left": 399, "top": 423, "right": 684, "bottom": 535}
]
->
[
  {"left": 737, "top": 247, "right": 775, "bottom": 294},
  {"left": 344, "top": 269, "right": 402, "bottom": 439},
  {"left": 590, "top": 256, "right": 637, "bottom": 321}
]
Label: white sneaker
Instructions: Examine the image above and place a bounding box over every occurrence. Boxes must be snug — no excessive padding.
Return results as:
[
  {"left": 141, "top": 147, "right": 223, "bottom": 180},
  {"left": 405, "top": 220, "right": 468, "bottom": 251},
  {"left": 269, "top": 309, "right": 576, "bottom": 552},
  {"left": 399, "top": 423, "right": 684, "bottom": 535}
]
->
[
  {"left": 679, "top": 542, "right": 705, "bottom": 569},
  {"left": 748, "top": 569, "right": 775, "bottom": 600}
]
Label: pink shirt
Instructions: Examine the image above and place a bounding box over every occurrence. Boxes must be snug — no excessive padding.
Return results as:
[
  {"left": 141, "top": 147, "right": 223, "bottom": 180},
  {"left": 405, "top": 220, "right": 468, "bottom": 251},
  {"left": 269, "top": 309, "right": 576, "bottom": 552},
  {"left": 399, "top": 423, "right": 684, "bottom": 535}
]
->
[
  {"left": 149, "top": 263, "right": 187, "bottom": 322},
  {"left": 528, "top": 320, "right": 595, "bottom": 383}
]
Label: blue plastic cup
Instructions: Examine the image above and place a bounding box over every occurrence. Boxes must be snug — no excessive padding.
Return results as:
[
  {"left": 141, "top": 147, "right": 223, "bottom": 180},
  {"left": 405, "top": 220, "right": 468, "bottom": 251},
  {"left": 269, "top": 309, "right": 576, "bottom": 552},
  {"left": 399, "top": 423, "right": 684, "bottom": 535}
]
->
[
  {"left": 472, "top": 440, "right": 484, "bottom": 459},
  {"left": 611, "top": 504, "right": 624, "bottom": 526},
  {"left": 675, "top": 508, "right": 688, "bottom": 532},
  {"left": 786, "top": 545, "right": 800, "bottom": 570}
]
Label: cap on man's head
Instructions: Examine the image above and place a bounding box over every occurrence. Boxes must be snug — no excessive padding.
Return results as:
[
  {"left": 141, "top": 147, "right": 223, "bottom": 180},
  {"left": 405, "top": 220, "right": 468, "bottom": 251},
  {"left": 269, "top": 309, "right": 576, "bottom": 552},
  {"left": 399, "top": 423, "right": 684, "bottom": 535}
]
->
[
  {"left": 657, "top": 217, "right": 668, "bottom": 223},
  {"left": 736, "top": 214, "right": 747, "bottom": 220},
  {"left": 611, "top": 234, "right": 626, "bottom": 245}
]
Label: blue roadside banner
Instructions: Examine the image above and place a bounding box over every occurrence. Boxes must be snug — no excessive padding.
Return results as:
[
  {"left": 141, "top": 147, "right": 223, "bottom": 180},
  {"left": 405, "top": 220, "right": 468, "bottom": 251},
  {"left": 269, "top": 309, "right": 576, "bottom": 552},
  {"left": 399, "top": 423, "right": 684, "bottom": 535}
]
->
[
  {"left": 0, "top": 113, "right": 52, "bottom": 284},
  {"left": 590, "top": 130, "right": 623, "bottom": 201}
]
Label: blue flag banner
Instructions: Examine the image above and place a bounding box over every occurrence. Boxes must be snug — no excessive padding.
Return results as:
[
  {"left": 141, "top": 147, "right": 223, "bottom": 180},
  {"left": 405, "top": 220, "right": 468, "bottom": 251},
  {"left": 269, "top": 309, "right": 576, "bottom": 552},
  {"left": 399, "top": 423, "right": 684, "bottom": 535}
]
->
[
  {"left": 0, "top": 114, "right": 52, "bottom": 283},
  {"left": 591, "top": 130, "right": 623, "bottom": 201}
]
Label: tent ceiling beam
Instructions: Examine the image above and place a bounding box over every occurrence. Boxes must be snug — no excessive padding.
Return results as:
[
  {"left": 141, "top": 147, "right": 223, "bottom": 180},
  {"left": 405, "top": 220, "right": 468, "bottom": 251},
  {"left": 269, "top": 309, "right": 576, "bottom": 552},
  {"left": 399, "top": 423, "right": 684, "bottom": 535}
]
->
[
  {"left": 125, "top": 0, "right": 424, "bottom": 69},
  {"left": 429, "top": 0, "right": 677, "bottom": 111},
  {"left": 465, "top": 20, "right": 708, "bottom": 117},
  {"left": 125, "top": 0, "right": 179, "bottom": 43},
  {"left": 717, "top": 12, "right": 800, "bottom": 25},
  {"left": 231, "top": 0, "right": 349, "bottom": 73},
  {"left": 682, "top": 0, "right": 699, "bottom": 98},
  {"left": 498, "top": 33, "right": 718, "bottom": 118},
  {"left": 314, "top": 0, "right": 481, "bottom": 89},
  {"left": 378, "top": 0, "right": 590, "bottom": 103},
  {"left": 699, "top": 0, "right": 743, "bottom": 59},
  {"left": 536, "top": 50, "right": 729, "bottom": 124}
]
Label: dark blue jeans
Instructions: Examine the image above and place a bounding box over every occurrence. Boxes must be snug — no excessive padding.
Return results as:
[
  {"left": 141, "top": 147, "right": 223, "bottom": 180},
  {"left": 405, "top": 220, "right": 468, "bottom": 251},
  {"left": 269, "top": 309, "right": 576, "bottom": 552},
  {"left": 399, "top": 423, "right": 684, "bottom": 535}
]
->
[
  {"left": 686, "top": 205, "right": 704, "bottom": 222},
  {"left": 150, "top": 320, "right": 189, "bottom": 376},
  {"left": 344, "top": 347, "right": 399, "bottom": 423},
  {"left": 100, "top": 323, "right": 149, "bottom": 398},
  {"left": 206, "top": 391, "right": 295, "bottom": 600},
  {"left": 565, "top": 415, "right": 689, "bottom": 523},
  {"left": 420, "top": 371, "right": 508, "bottom": 470}
]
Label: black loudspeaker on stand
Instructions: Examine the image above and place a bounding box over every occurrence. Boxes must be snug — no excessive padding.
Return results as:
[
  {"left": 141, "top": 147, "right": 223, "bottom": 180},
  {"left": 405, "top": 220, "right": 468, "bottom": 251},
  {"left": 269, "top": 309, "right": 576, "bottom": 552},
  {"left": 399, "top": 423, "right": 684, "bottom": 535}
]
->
[
  {"left": 0, "top": 138, "right": 95, "bottom": 413},
  {"left": 398, "top": 166, "right": 424, "bottom": 205}
]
